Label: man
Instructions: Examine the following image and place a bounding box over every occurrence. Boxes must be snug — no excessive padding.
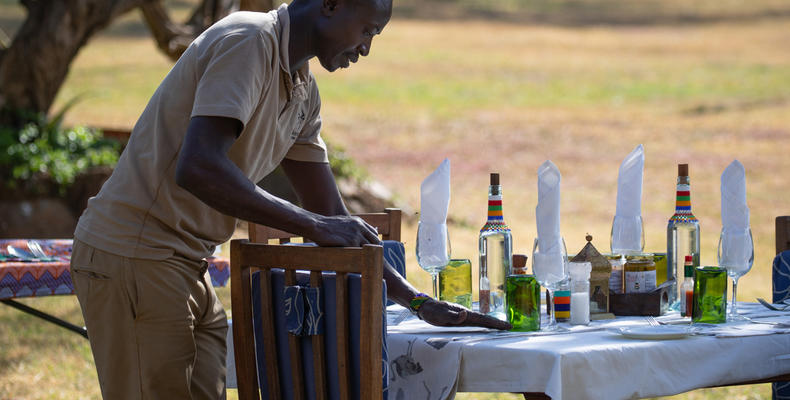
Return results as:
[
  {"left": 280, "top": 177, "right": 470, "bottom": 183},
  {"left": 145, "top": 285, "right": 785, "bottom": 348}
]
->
[{"left": 70, "top": 0, "right": 510, "bottom": 398}]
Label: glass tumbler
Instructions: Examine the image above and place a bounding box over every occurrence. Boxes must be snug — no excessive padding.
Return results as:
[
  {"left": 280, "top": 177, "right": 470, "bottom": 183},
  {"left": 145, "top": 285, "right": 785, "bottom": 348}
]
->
[
  {"left": 692, "top": 266, "right": 728, "bottom": 324},
  {"left": 439, "top": 258, "right": 472, "bottom": 308}
]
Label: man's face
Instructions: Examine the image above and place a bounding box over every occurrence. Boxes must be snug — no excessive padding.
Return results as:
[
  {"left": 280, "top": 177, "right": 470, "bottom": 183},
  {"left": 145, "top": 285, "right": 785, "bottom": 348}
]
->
[{"left": 315, "top": 0, "right": 392, "bottom": 72}]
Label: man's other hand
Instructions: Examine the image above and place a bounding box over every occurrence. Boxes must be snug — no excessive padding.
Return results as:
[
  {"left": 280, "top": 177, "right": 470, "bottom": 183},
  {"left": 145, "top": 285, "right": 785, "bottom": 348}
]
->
[{"left": 417, "top": 299, "right": 512, "bottom": 330}]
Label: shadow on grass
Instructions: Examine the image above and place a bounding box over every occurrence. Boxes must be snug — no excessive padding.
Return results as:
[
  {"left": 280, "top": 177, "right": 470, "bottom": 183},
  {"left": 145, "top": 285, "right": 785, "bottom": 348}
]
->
[{"left": 0, "top": 297, "right": 88, "bottom": 370}]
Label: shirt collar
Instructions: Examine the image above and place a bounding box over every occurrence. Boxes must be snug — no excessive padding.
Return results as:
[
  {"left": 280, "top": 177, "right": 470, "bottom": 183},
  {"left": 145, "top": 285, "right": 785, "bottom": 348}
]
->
[{"left": 277, "top": 4, "right": 309, "bottom": 103}]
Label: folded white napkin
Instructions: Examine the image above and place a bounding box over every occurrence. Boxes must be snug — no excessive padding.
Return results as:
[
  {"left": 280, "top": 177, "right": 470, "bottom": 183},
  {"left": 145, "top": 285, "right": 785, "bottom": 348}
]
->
[
  {"left": 420, "top": 158, "right": 451, "bottom": 224},
  {"left": 536, "top": 160, "right": 562, "bottom": 254},
  {"left": 721, "top": 160, "right": 750, "bottom": 231},
  {"left": 534, "top": 161, "right": 566, "bottom": 281},
  {"left": 719, "top": 160, "right": 751, "bottom": 270},
  {"left": 417, "top": 159, "right": 451, "bottom": 267},
  {"left": 612, "top": 144, "right": 645, "bottom": 254}
]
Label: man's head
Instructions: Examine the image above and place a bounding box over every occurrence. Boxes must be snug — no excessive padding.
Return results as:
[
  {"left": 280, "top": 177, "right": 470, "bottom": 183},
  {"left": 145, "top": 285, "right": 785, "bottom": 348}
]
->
[{"left": 310, "top": 0, "right": 393, "bottom": 72}]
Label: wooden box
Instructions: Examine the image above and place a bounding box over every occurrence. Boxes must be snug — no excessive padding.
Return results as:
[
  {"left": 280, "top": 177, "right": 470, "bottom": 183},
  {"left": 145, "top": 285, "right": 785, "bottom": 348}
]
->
[{"left": 610, "top": 280, "right": 674, "bottom": 316}]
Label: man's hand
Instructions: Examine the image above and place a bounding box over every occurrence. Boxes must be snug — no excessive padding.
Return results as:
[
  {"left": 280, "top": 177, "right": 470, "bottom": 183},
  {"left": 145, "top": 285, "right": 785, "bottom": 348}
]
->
[
  {"left": 417, "top": 299, "right": 512, "bottom": 330},
  {"left": 310, "top": 215, "right": 381, "bottom": 247}
]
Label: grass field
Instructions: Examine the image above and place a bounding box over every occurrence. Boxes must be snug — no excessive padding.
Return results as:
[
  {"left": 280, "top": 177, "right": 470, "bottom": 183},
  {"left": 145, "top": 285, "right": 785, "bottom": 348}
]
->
[{"left": 2, "top": 0, "right": 790, "bottom": 398}]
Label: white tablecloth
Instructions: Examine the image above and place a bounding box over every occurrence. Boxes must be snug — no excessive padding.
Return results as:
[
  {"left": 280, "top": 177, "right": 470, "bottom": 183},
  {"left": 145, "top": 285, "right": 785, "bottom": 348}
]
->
[{"left": 387, "top": 302, "right": 790, "bottom": 400}]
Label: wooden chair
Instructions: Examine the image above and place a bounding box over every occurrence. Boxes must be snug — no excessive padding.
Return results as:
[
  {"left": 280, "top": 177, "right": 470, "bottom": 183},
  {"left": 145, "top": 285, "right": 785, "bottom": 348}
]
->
[{"left": 231, "top": 208, "right": 402, "bottom": 400}]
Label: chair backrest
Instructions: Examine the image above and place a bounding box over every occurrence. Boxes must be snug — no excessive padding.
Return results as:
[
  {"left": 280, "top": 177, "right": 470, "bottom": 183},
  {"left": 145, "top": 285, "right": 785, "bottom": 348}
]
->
[
  {"left": 248, "top": 208, "right": 402, "bottom": 244},
  {"left": 231, "top": 240, "right": 384, "bottom": 400},
  {"left": 233, "top": 208, "right": 401, "bottom": 400}
]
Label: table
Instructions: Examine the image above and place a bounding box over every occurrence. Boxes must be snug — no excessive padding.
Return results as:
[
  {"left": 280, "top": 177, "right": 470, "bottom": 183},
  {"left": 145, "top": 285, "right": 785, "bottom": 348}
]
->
[
  {"left": 386, "top": 302, "right": 790, "bottom": 400},
  {"left": 0, "top": 239, "right": 230, "bottom": 338}
]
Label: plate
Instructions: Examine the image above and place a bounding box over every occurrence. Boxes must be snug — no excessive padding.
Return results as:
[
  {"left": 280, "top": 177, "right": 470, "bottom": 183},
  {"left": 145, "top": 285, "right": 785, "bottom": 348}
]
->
[{"left": 612, "top": 326, "right": 692, "bottom": 340}]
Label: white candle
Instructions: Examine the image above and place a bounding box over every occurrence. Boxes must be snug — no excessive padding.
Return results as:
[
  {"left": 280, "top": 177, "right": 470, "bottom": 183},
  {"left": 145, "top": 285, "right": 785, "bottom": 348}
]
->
[{"left": 570, "top": 292, "right": 590, "bottom": 325}]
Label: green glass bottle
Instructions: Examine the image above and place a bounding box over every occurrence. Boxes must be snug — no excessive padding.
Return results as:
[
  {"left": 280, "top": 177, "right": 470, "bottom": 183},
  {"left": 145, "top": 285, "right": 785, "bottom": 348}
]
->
[{"left": 506, "top": 254, "right": 540, "bottom": 331}]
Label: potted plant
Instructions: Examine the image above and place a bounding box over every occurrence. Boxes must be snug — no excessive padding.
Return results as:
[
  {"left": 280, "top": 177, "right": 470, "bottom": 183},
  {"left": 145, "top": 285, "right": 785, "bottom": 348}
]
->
[{"left": 0, "top": 105, "right": 121, "bottom": 238}]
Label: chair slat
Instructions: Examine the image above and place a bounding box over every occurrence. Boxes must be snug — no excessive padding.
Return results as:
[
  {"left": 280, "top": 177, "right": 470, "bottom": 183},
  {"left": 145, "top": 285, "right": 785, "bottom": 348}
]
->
[
  {"left": 284, "top": 269, "right": 305, "bottom": 400},
  {"left": 310, "top": 271, "right": 328, "bottom": 400},
  {"left": 237, "top": 244, "right": 368, "bottom": 273},
  {"left": 258, "top": 268, "right": 280, "bottom": 400},
  {"left": 360, "top": 245, "right": 384, "bottom": 400},
  {"left": 335, "top": 271, "right": 351, "bottom": 400},
  {"left": 385, "top": 208, "right": 402, "bottom": 242},
  {"left": 230, "top": 241, "right": 260, "bottom": 400}
]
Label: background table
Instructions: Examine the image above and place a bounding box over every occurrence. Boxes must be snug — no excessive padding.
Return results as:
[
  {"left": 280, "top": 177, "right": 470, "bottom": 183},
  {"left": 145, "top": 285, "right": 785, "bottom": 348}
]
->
[
  {"left": 387, "top": 303, "right": 790, "bottom": 400},
  {"left": 0, "top": 239, "right": 230, "bottom": 338}
]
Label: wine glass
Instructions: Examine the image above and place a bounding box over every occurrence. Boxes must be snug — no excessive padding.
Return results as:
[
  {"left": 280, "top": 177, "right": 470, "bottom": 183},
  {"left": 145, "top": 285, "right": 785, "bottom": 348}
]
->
[
  {"left": 416, "top": 222, "right": 451, "bottom": 298},
  {"left": 532, "top": 237, "right": 568, "bottom": 331},
  {"left": 718, "top": 227, "right": 754, "bottom": 321}
]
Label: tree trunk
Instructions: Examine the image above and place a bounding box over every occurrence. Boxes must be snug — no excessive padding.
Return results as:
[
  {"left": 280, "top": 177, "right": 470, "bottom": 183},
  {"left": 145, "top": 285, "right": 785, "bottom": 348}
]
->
[
  {"left": 0, "top": 0, "right": 278, "bottom": 127},
  {"left": 0, "top": 0, "right": 146, "bottom": 127}
]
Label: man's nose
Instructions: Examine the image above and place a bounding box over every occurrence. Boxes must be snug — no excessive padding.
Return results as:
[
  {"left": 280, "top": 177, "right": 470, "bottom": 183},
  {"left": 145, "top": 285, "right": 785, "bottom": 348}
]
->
[{"left": 358, "top": 38, "right": 372, "bottom": 56}]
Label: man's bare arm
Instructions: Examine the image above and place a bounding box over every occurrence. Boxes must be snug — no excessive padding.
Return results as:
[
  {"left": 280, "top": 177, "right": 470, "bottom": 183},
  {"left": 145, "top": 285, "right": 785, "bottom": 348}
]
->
[{"left": 174, "top": 116, "right": 378, "bottom": 247}]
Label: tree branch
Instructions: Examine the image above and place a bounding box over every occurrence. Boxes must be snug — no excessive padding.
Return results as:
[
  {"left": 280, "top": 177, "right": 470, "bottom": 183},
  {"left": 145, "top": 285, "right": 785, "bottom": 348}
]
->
[{"left": 140, "top": 0, "right": 276, "bottom": 61}]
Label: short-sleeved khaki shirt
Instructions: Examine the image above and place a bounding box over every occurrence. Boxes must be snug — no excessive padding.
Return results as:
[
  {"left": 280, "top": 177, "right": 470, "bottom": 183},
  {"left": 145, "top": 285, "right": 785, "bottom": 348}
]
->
[{"left": 75, "top": 5, "right": 327, "bottom": 261}]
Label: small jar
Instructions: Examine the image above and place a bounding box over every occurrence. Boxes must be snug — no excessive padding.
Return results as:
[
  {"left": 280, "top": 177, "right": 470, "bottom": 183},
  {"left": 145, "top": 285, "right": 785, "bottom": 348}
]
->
[
  {"left": 569, "top": 261, "right": 592, "bottom": 325},
  {"left": 624, "top": 254, "right": 656, "bottom": 294},
  {"left": 607, "top": 254, "right": 625, "bottom": 294}
]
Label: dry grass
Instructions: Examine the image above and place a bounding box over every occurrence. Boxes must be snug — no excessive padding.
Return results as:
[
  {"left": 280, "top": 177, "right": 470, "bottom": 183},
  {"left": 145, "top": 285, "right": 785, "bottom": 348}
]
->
[{"left": 2, "top": 0, "right": 789, "bottom": 398}]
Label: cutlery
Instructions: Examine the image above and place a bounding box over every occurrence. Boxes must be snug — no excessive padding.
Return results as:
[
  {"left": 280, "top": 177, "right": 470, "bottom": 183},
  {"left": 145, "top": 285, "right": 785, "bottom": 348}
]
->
[
  {"left": 27, "top": 241, "right": 48, "bottom": 259},
  {"left": 388, "top": 309, "right": 412, "bottom": 326},
  {"left": 756, "top": 298, "right": 790, "bottom": 311},
  {"left": 7, "top": 245, "right": 36, "bottom": 259},
  {"left": 744, "top": 317, "right": 790, "bottom": 328}
]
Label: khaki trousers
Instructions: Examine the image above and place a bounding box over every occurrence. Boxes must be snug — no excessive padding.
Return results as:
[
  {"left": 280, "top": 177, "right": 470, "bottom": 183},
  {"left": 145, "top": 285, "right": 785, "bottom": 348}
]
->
[{"left": 71, "top": 240, "right": 228, "bottom": 400}]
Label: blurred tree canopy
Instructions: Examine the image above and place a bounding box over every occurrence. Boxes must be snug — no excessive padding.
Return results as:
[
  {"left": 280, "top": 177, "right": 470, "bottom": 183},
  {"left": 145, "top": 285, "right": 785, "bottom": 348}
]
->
[{"left": 0, "top": 0, "right": 275, "bottom": 128}]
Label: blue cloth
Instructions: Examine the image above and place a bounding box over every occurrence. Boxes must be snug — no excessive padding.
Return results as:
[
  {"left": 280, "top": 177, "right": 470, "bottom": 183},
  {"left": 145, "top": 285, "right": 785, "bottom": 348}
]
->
[
  {"left": 283, "top": 285, "right": 324, "bottom": 337},
  {"left": 773, "top": 250, "right": 790, "bottom": 304},
  {"left": 252, "top": 269, "right": 388, "bottom": 400},
  {"left": 382, "top": 241, "right": 406, "bottom": 306},
  {"left": 382, "top": 241, "right": 406, "bottom": 278},
  {"left": 283, "top": 286, "right": 305, "bottom": 335},
  {"left": 773, "top": 250, "right": 790, "bottom": 399}
]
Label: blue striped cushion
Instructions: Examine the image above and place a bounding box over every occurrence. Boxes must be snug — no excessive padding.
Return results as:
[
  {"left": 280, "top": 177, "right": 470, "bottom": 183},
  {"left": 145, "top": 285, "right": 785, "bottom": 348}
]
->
[
  {"left": 772, "top": 250, "right": 790, "bottom": 399},
  {"left": 252, "top": 269, "right": 388, "bottom": 400},
  {"left": 382, "top": 241, "right": 406, "bottom": 278},
  {"left": 773, "top": 250, "right": 790, "bottom": 304}
]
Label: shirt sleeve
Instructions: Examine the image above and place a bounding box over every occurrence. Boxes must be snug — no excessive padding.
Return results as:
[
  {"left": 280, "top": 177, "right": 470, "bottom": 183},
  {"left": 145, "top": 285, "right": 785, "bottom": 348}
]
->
[
  {"left": 285, "top": 76, "right": 329, "bottom": 163},
  {"left": 191, "top": 30, "right": 274, "bottom": 128}
]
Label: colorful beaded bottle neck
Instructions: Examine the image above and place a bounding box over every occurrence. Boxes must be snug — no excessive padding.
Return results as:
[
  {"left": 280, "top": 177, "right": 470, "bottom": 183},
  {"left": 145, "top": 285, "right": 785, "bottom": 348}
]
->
[
  {"left": 669, "top": 164, "right": 698, "bottom": 223},
  {"left": 481, "top": 173, "right": 511, "bottom": 232}
]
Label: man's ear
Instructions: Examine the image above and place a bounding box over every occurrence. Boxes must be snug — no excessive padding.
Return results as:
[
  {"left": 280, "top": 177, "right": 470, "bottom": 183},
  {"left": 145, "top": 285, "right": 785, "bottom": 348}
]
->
[{"left": 321, "top": 0, "right": 341, "bottom": 16}]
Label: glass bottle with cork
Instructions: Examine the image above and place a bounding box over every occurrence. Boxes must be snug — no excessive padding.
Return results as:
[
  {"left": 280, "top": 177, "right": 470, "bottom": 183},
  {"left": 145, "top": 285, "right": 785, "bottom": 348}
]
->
[
  {"left": 667, "top": 164, "right": 701, "bottom": 307},
  {"left": 479, "top": 172, "right": 513, "bottom": 321},
  {"left": 506, "top": 254, "right": 540, "bottom": 331}
]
